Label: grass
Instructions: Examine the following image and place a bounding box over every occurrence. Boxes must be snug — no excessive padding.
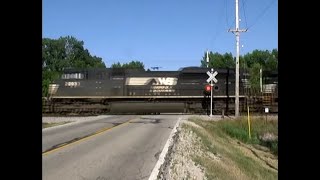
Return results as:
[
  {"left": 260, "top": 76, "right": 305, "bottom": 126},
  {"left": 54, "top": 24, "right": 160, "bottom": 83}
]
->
[
  {"left": 217, "top": 117, "right": 278, "bottom": 155},
  {"left": 42, "top": 121, "right": 71, "bottom": 129},
  {"left": 182, "top": 116, "right": 278, "bottom": 180}
]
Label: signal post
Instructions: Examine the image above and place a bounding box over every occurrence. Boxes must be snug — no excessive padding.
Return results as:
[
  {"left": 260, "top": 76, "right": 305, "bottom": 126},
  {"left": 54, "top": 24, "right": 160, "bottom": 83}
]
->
[{"left": 206, "top": 68, "right": 218, "bottom": 117}]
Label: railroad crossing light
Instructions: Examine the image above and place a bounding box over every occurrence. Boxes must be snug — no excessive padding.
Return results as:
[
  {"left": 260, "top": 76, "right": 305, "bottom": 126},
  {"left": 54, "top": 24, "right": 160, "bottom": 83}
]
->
[
  {"left": 204, "top": 84, "right": 211, "bottom": 95},
  {"left": 205, "top": 84, "right": 211, "bottom": 92}
]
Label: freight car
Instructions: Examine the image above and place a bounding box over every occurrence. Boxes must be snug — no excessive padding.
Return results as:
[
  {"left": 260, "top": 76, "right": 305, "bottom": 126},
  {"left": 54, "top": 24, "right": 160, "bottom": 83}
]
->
[{"left": 43, "top": 67, "right": 271, "bottom": 115}]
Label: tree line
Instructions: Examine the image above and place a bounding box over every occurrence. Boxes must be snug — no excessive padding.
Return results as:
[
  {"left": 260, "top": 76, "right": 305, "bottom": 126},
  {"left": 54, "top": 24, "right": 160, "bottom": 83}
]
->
[{"left": 43, "top": 36, "right": 277, "bottom": 96}]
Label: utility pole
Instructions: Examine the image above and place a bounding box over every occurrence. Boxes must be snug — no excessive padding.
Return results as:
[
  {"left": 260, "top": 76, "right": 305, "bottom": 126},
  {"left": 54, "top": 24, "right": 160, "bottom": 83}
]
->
[
  {"left": 228, "top": 0, "right": 247, "bottom": 118},
  {"left": 210, "top": 69, "right": 213, "bottom": 117},
  {"left": 260, "top": 68, "right": 263, "bottom": 93},
  {"left": 206, "top": 50, "right": 209, "bottom": 68}
]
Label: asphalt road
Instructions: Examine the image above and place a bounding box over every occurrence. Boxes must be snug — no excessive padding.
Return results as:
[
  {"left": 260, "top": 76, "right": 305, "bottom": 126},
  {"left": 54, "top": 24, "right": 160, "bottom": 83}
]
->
[
  {"left": 42, "top": 115, "right": 138, "bottom": 153},
  {"left": 42, "top": 114, "right": 185, "bottom": 180}
]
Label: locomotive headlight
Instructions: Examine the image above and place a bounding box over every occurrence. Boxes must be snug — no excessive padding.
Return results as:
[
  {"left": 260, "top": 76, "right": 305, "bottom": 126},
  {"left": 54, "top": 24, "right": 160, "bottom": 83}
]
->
[{"left": 48, "top": 84, "right": 59, "bottom": 95}]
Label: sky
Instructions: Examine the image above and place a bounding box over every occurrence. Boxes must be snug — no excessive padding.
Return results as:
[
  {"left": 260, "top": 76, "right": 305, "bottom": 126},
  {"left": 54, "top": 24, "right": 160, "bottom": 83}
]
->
[{"left": 43, "top": 0, "right": 278, "bottom": 71}]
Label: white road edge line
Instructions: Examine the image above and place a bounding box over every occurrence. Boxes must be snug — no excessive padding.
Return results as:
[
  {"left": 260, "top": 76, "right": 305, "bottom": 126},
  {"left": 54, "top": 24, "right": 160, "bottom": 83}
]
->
[{"left": 148, "top": 116, "right": 182, "bottom": 180}]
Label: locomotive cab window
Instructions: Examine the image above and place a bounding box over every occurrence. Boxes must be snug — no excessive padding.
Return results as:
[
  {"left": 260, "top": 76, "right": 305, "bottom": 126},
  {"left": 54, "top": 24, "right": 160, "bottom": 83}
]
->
[
  {"left": 62, "top": 73, "right": 84, "bottom": 79},
  {"left": 111, "top": 76, "right": 124, "bottom": 80}
]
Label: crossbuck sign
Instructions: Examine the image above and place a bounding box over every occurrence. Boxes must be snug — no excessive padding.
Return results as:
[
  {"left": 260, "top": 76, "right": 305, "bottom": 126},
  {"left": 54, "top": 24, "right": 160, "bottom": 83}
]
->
[
  {"left": 206, "top": 68, "right": 218, "bottom": 118},
  {"left": 206, "top": 70, "right": 218, "bottom": 83}
]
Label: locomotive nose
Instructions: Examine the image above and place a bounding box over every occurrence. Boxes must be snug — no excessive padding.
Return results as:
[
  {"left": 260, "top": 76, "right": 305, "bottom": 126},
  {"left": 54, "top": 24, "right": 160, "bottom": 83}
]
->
[{"left": 48, "top": 84, "right": 59, "bottom": 96}]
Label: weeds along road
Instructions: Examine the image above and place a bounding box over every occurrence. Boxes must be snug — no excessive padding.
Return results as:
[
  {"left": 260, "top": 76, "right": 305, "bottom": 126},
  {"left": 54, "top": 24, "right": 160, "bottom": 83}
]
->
[{"left": 42, "top": 114, "right": 186, "bottom": 180}]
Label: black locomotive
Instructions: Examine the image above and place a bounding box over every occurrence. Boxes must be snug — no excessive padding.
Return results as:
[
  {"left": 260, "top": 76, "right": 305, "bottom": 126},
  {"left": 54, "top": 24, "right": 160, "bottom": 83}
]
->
[{"left": 44, "top": 67, "right": 272, "bottom": 115}]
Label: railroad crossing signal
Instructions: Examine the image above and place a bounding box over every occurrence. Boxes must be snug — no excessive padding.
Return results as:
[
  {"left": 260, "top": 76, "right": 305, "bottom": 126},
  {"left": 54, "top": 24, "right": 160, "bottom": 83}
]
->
[
  {"left": 206, "top": 69, "right": 218, "bottom": 118},
  {"left": 206, "top": 70, "right": 218, "bottom": 83},
  {"left": 204, "top": 84, "right": 211, "bottom": 92}
]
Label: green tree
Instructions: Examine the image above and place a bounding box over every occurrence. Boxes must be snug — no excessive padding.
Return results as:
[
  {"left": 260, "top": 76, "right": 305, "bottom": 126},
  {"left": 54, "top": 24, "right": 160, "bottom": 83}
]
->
[
  {"left": 249, "top": 62, "right": 262, "bottom": 93},
  {"left": 241, "top": 49, "right": 277, "bottom": 71},
  {"left": 111, "top": 62, "right": 122, "bottom": 68},
  {"left": 111, "top": 60, "right": 145, "bottom": 70},
  {"left": 265, "top": 48, "right": 278, "bottom": 71},
  {"left": 43, "top": 36, "right": 105, "bottom": 71},
  {"left": 200, "top": 51, "right": 235, "bottom": 69}
]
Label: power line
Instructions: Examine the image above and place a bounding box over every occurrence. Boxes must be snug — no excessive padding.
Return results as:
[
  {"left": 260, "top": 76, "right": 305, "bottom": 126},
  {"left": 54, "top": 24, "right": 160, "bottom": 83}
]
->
[
  {"left": 209, "top": 0, "right": 229, "bottom": 50},
  {"left": 248, "top": 0, "right": 277, "bottom": 29},
  {"left": 241, "top": 0, "right": 248, "bottom": 28},
  {"left": 225, "top": 0, "right": 236, "bottom": 29},
  {"left": 225, "top": 0, "right": 230, "bottom": 28}
]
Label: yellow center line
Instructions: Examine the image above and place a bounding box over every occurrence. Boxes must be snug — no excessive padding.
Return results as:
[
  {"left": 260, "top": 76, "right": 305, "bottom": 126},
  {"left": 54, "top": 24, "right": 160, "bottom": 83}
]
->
[{"left": 42, "top": 117, "right": 137, "bottom": 156}]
